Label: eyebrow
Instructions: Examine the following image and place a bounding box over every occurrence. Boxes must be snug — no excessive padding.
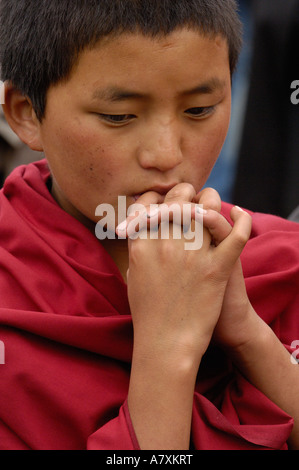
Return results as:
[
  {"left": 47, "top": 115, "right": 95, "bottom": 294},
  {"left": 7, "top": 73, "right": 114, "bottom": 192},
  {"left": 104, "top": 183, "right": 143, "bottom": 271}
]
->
[
  {"left": 92, "top": 78, "right": 226, "bottom": 102},
  {"left": 92, "top": 87, "right": 145, "bottom": 102},
  {"left": 182, "top": 78, "right": 227, "bottom": 96}
]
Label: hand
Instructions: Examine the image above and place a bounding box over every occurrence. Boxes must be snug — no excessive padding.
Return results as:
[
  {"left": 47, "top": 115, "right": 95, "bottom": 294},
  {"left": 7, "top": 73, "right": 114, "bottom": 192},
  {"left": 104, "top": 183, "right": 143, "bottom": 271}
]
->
[
  {"left": 121, "top": 185, "right": 250, "bottom": 362},
  {"left": 201, "top": 205, "right": 257, "bottom": 350},
  {"left": 125, "top": 184, "right": 213, "bottom": 362},
  {"left": 116, "top": 186, "right": 222, "bottom": 243}
]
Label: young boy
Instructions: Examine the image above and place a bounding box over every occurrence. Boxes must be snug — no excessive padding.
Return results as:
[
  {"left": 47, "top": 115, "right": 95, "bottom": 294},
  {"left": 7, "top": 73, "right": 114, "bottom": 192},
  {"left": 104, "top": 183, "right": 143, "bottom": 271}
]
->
[{"left": 1, "top": 0, "right": 299, "bottom": 450}]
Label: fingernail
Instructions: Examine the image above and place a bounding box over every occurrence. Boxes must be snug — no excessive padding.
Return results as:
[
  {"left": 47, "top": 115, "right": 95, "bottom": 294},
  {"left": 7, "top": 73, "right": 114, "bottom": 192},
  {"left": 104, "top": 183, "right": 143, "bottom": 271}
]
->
[
  {"left": 116, "top": 220, "right": 128, "bottom": 232},
  {"left": 234, "top": 206, "right": 244, "bottom": 212},
  {"left": 147, "top": 206, "right": 159, "bottom": 218},
  {"left": 196, "top": 205, "right": 207, "bottom": 215}
]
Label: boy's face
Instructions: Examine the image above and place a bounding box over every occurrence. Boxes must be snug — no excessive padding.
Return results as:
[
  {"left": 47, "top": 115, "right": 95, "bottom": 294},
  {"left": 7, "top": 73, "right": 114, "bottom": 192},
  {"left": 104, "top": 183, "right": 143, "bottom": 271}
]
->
[{"left": 36, "top": 29, "right": 231, "bottom": 226}]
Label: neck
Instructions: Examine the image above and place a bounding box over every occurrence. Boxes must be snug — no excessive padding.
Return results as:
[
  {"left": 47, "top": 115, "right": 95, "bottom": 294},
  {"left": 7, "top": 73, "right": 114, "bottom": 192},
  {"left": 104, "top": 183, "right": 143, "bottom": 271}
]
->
[{"left": 100, "top": 237, "right": 129, "bottom": 283}]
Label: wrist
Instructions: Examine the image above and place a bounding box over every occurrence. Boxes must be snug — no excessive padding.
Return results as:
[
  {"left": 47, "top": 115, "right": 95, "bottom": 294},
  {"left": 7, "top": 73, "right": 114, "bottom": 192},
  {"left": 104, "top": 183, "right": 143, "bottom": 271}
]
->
[
  {"left": 128, "top": 341, "right": 201, "bottom": 450},
  {"left": 225, "top": 313, "right": 274, "bottom": 367},
  {"left": 216, "top": 302, "right": 263, "bottom": 351},
  {"left": 132, "top": 336, "right": 204, "bottom": 380}
]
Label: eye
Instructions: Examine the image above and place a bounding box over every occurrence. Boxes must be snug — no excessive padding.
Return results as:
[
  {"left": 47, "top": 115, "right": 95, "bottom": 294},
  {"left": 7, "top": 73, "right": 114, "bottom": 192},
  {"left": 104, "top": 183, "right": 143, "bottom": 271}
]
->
[
  {"left": 98, "top": 114, "right": 136, "bottom": 125},
  {"left": 185, "top": 106, "right": 215, "bottom": 119}
]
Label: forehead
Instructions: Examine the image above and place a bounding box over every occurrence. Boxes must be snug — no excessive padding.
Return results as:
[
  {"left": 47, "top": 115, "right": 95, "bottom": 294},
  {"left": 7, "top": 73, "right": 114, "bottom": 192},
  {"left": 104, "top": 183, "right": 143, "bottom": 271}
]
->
[{"left": 55, "top": 29, "right": 231, "bottom": 99}]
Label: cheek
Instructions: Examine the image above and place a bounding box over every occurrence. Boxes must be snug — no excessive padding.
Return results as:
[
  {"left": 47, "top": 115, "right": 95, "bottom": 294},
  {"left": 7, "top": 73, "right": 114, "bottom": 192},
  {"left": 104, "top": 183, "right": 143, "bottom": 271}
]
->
[
  {"left": 42, "top": 121, "right": 107, "bottom": 178},
  {"left": 195, "top": 125, "right": 227, "bottom": 158},
  {"left": 43, "top": 121, "right": 133, "bottom": 212},
  {"left": 186, "top": 118, "right": 229, "bottom": 188},
  {"left": 204, "top": 110, "right": 230, "bottom": 159}
]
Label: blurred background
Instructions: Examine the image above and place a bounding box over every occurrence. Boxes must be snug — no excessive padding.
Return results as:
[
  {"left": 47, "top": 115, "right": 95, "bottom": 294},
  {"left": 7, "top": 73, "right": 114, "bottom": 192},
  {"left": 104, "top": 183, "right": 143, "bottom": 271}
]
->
[
  {"left": 205, "top": 0, "right": 299, "bottom": 219},
  {"left": 1, "top": 0, "right": 299, "bottom": 219}
]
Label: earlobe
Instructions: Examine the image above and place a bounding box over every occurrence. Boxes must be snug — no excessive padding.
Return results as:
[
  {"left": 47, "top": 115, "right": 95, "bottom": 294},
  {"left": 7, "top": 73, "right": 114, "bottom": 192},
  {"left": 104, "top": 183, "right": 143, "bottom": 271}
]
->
[{"left": 2, "top": 82, "right": 43, "bottom": 151}]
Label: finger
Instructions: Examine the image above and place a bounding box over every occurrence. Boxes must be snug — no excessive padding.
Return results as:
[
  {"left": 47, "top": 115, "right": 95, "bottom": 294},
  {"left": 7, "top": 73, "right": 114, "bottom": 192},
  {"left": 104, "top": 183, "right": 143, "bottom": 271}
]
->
[
  {"left": 194, "top": 187, "right": 222, "bottom": 213},
  {"left": 116, "top": 191, "right": 163, "bottom": 237},
  {"left": 132, "top": 191, "right": 165, "bottom": 208},
  {"left": 211, "top": 206, "right": 252, "bottom": 265},
  {"left": 163, "top": 183, "right": 196, "bottom": 204},
  {"left": 200, "top": 208, "right": 233, "bottom": 246},
  {"left": 126, "top": 202, "right": 192, "bottom": 239},
  {"left": 159, "top": 183, "right": 196, "bottom": 237},
  {"left": 146, "top": 201, "right": 206, "bottom": 238},
  {"left": 127, "top": 191, "right": 165, "bottom": 217},
  {"left": 124, "top": 201, "right": 209, "bottom": 240},
  {"left": 117, "top": 184, "right": 197, "bottom": 237}
]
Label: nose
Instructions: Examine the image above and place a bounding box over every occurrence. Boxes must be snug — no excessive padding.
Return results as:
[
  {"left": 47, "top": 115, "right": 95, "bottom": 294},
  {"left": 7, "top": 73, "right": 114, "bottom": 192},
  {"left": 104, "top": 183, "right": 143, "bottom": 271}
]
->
[{"left": 137, "top": 120, "right": 183, "bottom": 172}]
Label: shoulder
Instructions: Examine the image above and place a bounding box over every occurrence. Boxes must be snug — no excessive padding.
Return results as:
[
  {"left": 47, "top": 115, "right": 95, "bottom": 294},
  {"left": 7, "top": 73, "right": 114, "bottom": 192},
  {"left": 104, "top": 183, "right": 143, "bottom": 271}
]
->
[
  {"left": 221, "top": 200, "right": 299, "bottom": 294},
  {"left": 221, "top": 201, "right": 299, "bottom": 241},
  {"left": 221, "top": 202, "right": 299, "bottom": 330}
]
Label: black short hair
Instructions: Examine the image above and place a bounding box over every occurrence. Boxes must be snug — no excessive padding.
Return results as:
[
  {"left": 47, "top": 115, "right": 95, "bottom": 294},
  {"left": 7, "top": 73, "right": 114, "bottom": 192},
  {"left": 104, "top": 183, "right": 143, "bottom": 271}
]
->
[{"left": 0, "top": 0, "right": 242, "bottom": 121}]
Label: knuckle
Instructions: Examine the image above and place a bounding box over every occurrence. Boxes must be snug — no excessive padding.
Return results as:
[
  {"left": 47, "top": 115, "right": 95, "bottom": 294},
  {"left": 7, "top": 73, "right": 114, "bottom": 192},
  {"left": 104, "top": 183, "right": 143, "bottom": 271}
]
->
[
  {"left": 198, "top": 187, "right": 221, "bottom": 212},
  {"left": 129, "top": 237, "right": 148, "bottom": 262},
  {"left": 244, "top": 211, "right": 253, "bottom": 226},
  {"left": 165, "top": 182, "right": 195, "bottom": 201},
  {"left": 157, "top": 235, "right": 188, "bottom": 263},
  {"left": 233, "top": 229, "right": 249, "bottom": 248}
]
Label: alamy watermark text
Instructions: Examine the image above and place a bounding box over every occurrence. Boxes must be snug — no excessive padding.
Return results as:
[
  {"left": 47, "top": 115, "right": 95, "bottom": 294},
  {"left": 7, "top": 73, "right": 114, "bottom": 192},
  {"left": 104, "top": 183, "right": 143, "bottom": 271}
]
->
[
  {"left": 0, "top": 80, "right": 5, "bottom": 104},
  {"left": 0, "top": 340, "right": 5, "bottom": 364},
  {"left": 95, "top": 196, "right": 204, "bottom": 251},
  {"left": 290, "top": 80, "right": 299, "bottom": 105}
]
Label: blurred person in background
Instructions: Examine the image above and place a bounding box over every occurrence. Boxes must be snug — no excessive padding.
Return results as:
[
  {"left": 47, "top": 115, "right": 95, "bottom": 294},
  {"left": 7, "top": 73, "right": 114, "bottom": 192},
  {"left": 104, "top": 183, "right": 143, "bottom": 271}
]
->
[
  {"left": 205, "top": 0, "right": 254, "bottom": 204},
  {"left": 206, "top": 0, "right": 299, "bottom": 219}
]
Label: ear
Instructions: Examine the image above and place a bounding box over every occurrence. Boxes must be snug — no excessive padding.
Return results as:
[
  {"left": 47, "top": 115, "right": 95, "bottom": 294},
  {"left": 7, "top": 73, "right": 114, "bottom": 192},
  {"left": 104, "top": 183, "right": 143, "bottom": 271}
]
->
[{"left": 2, "top": 82, "right": 43, "bottom": 151}]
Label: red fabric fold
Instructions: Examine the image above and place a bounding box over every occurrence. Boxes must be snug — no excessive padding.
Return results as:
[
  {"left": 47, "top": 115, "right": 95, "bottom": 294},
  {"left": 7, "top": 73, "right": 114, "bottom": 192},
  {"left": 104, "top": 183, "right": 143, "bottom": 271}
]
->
[
  {"left": 0, "top": 160, "right": 298, "bottom": 449},
  {"left": 87, "top": 400, "right": 140, "bottom": 450}
]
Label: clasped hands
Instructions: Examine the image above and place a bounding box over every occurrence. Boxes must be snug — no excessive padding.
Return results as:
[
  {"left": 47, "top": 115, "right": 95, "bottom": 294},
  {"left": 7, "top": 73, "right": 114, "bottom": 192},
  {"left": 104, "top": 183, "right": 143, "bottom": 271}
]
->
[{"left": 117, "top": 183, "right": 257, "bottom": 362}]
